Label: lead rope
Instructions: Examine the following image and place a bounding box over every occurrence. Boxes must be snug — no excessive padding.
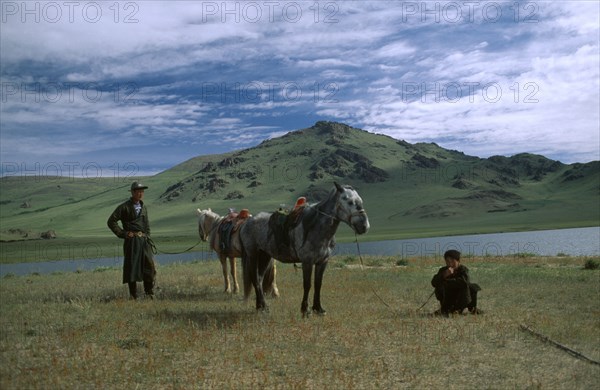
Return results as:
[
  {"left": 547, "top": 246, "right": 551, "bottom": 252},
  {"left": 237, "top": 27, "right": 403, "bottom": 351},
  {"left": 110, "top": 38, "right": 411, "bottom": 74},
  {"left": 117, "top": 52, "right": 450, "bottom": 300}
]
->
[
  {"left": 151, "top": 215, "right": 222, "bottom": 255},
  {"left": 354, "top": 233, "right": 400, "bottom": 314},
  {"left": 354, "top": 233, "right": 435, "bottom": 314},
  {"left": 417, "top": 291, "right": 436, "bottom": 311},
  {"left": 519, "top": 324, "right": 600, "bottom": 366},
  {"left": 149, "top": 238, "right": 204, "bottom": 255}
]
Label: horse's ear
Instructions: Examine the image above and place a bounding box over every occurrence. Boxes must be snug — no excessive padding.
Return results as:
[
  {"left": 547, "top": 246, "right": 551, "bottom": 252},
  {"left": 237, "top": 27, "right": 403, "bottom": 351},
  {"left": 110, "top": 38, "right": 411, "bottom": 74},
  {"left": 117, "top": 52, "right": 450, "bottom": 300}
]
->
[
  {"left": 196, "top": 208, "right": 201, "bottom": 215},
  {"left": 334, "top": 182, "right": 344, "bottom": 192},
  {"left": 208, "top": 208, "right": 211, "bottom": 212}
]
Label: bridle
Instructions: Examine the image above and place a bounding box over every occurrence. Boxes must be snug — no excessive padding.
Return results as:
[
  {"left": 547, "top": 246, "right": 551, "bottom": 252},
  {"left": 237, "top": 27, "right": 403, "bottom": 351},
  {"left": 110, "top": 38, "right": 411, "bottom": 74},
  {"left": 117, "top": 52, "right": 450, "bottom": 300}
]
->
[{"left": 313, "top": 203, "right": 367, "bottom": 227}]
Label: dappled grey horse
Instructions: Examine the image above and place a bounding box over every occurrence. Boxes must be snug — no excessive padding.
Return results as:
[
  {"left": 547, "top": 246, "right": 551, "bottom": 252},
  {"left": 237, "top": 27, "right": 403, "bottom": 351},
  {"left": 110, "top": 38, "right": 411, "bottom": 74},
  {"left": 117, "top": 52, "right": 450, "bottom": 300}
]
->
[{"left": 240, "top": 182, "right": 369, "bottom": 316}]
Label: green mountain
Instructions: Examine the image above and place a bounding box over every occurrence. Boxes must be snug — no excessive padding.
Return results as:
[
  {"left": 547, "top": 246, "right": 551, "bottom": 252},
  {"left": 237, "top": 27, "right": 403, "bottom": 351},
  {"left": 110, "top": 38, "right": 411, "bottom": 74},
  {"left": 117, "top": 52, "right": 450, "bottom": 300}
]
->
[{"left": 1, "top": 121, "right": 599, "bottom": 248}]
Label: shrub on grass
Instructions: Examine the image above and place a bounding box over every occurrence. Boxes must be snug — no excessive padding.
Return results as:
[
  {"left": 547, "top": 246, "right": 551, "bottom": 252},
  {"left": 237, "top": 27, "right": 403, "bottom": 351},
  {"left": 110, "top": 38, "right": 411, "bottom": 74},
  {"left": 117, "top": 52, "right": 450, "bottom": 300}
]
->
[
  {"left": 583, "top": 258, "right": 600, "bottom": 270},
  {"left": 514, "top": 252, "right": 537, "bottom": 258},
  {"left": 341, "top": 256, "right": 356, "bottom": 265},
  {"left": 366, "top": 257, "right": 386, "bottom": 267},
  {"left": 93, "top": 267, "right": 114, "bottom": 273}
]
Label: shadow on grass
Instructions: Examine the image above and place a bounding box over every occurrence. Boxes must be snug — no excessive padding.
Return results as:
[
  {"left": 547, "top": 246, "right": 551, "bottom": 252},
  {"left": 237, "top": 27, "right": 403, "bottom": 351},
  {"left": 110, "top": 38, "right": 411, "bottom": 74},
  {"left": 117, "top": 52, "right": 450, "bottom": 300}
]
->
[
  {"left": 36, "top": 289, "right": 127, "bottom": 304},
  {"left": 88, "top": 284, "right": 239, "bottom": 304},
  {"left": 157, "top": 285, "right": 246, "bottom": 302},
  {"left": 153, "top": 308, "right": 254, "bottom": 329}
]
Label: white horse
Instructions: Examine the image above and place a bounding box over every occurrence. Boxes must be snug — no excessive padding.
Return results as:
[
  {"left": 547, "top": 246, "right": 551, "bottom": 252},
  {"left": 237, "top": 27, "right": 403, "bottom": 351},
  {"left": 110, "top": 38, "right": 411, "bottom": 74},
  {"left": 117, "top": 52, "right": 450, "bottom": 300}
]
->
[{"left": 197, "top": 208, "right": 279, "bottom": 296}]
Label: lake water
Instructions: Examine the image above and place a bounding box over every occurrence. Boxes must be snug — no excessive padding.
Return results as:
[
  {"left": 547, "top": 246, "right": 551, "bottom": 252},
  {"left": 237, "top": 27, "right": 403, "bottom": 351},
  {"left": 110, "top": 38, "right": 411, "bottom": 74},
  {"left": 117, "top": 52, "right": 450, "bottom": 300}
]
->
[
  {"left": 1, "top": 227, "right": 598, "bottom": 277},
  {"left": 332, "top": 226, "right": 600, "bottom": 258}
]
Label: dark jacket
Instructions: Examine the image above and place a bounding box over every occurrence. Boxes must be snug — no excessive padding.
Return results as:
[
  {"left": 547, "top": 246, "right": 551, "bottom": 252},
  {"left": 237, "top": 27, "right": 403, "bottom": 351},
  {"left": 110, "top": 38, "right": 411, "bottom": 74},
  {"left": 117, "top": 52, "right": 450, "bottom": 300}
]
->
[
  {"left": 107, "top": 198, "right": 155, "bottom": 284},
  {"left": 431, "top": 265, "right": 479, "bottom": 313}
]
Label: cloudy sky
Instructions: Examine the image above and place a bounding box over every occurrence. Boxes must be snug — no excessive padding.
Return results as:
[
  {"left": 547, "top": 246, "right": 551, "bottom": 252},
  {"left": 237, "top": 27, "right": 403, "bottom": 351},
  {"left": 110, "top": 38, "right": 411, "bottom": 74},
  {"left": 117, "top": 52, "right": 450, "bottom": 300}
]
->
[{"left": 1, "top": 1, "right": 598, "bottom": 177}]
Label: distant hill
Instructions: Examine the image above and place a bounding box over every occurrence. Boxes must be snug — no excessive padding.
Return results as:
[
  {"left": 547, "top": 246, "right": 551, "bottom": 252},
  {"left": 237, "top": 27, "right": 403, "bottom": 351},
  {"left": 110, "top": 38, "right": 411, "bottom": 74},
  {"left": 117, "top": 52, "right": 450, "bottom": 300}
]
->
[{"left": 1, "top": 121, "right": 599, "bottom": 243}]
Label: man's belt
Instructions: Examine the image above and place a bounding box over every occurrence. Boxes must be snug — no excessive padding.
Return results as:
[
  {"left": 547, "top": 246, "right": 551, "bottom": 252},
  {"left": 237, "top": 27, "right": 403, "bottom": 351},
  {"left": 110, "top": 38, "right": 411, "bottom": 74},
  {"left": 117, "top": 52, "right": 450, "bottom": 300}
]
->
[{"left": 128, "top": 231, "right": 146, "bottom": 238}]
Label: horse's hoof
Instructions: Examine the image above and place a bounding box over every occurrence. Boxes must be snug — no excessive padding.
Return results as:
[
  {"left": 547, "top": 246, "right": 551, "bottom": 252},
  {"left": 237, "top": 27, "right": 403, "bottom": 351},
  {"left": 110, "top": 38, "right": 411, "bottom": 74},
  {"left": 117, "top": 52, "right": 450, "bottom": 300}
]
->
[
  {"left": 312, "top": 308, "right": 327, "bottom": 316},
  {"left": 302, "top": 310, "right": 311, "bottom": 318}
]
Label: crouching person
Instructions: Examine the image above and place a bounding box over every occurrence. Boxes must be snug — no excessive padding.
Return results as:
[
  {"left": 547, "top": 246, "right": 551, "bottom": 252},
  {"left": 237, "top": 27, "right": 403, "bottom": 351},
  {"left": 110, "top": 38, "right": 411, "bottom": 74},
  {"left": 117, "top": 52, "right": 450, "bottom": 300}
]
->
[
  {"left": 107, "top": 181, "right": 156, "bottom": 300},
  {"left": 431, "top": 250, "right": 481, "bottom": 316}
]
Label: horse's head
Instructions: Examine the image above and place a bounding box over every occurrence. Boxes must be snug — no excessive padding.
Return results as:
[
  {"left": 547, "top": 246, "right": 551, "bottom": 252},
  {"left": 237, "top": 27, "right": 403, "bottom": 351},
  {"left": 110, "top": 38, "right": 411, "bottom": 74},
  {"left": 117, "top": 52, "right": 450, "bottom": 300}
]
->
[
  {"left": 196, "top": 208, "right": 219, "bottom": 241},
  {"left": 333, "top": 182, "right": 370, "bottom": 235}
]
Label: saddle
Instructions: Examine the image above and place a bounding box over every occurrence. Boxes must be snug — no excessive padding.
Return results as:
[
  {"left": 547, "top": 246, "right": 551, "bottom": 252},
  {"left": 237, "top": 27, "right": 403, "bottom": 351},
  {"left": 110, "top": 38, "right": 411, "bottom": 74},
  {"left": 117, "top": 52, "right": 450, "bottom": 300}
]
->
[
  {"left": 219, "top": 209, "right": 250, "bottom": 253},
  {"left": 268, "top": 206, "right": 306, "bottom": 248}
]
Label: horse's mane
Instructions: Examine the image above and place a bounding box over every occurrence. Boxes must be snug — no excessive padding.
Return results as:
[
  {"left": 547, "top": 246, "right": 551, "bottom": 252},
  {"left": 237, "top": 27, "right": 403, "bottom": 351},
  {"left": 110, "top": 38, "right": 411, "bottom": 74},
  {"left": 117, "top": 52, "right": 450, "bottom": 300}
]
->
[
  {"left": 198, "top": 208, "right": 221, "bottom": 220},
  {"left": 298, "top": 187, "right": 343, "bottom": 240}
]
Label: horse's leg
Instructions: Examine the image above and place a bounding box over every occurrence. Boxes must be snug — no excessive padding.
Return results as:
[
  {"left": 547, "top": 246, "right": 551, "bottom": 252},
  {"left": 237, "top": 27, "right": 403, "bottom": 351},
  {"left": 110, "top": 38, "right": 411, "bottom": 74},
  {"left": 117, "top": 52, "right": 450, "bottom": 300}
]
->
[
  {"left": 229, "top": 256, "right": 239, "bottom": 293},
  {"left": 262, "top": 261, "right": 279, "bottom": 298},
  {"left": 254, "top": 251, "right": 271, "bottom": 311},
  {"left": 262, "top": 262, "right": 273, "bottom": 295},
  {"left": 269, "top": 262, "right": 280, "bottom": 298},
  {"left": 312, "top": 261, "right": 328, "bottom": 315},
  {"left": 301, "top": 261, "right": 313, "bottom": 317},
  {"left": 219, "top": 254, "right": 231, "bottom": 293}
]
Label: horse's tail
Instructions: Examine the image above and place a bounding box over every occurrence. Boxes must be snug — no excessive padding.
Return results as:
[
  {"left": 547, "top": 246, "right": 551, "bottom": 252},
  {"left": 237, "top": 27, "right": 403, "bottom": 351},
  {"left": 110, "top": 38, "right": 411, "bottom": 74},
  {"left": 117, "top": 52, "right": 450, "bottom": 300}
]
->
[{"left": 242, "top": 260, "right": 253, "bottom": 301}]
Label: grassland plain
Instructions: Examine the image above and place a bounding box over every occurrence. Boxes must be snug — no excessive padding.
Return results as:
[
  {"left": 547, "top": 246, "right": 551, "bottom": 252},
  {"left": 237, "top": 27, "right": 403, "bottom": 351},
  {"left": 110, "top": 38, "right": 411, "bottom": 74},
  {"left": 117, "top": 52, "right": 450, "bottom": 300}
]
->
[{"left": 1, "top": 255, "right": 598, "bottom": 389}]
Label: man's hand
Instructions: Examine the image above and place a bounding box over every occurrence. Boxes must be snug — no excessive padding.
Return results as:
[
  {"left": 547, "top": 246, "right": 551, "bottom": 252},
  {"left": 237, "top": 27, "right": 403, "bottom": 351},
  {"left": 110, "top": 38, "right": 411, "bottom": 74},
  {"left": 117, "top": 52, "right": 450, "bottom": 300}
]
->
[{"left": 442, "top": 267, "right": 454, "bottom": 279}]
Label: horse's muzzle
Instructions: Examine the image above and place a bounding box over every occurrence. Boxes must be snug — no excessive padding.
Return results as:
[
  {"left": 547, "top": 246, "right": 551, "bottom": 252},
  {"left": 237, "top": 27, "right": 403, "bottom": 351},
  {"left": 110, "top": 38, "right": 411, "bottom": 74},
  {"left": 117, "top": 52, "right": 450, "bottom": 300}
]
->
[{"left": 350, "top": 212, "right": 370, "bottom": 235}]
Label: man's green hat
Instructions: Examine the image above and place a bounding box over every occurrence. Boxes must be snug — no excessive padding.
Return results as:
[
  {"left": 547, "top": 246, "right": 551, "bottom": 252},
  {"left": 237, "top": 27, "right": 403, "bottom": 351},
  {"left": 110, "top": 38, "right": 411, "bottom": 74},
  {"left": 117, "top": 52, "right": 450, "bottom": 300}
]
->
[{"left": 130, "top": 181, "right": 148, "bottom": 191}]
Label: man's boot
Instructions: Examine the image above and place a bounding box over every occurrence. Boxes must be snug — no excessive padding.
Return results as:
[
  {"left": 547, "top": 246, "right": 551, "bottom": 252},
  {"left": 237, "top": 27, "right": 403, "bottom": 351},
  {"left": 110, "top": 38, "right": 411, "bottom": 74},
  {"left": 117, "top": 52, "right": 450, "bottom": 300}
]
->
[
  {"left": 143, "top": 280, "right": 154, "bottom": 299},
  {"left": 128, "top": 282, "right": 137, "bottom": 300}
]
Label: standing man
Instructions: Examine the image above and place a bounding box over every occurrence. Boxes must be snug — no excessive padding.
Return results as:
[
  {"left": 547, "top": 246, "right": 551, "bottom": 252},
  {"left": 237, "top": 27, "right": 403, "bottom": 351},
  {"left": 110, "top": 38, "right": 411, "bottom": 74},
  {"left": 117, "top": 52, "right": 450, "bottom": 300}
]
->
[{"left": 107, "top": 181, "right": 156, "bottom": 300}]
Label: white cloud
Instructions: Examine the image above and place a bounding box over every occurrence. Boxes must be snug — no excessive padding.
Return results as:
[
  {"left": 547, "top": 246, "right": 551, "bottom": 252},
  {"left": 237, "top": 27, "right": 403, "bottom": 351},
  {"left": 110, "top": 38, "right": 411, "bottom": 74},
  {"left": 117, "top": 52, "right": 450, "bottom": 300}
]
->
[
  {"left": 376, "top": 41, "right": 416, "bottom": 58},
  {"left": 1, "top": 0, "right": 598, "bottom": 172}
]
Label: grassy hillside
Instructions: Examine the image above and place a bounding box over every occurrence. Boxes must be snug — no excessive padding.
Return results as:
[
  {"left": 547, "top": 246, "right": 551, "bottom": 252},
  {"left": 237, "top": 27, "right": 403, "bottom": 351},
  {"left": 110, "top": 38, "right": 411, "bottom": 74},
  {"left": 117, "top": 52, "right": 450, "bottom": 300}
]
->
[{"left": 1, "top": 121, "right": 598, "bottom": 262}]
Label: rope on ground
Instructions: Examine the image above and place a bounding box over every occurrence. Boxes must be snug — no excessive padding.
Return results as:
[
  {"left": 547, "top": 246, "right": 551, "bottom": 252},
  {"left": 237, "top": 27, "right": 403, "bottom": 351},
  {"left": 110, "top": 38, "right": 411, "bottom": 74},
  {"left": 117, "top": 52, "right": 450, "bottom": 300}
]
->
[
  {"left": 354, "top": 233, "right": 401, "bottom": 314},
  {"left": 519, "top": 324, "right": 600, "bottom": 366},
  {"left": 417, "top": 290, "right": 435, "bottom": 311}
]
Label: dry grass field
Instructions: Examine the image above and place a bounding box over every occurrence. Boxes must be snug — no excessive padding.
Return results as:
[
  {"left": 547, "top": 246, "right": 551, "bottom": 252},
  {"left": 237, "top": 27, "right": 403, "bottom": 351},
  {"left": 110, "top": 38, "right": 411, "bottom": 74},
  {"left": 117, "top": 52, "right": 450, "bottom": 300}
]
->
[{"left": 1, "top": 255, "right": 598, "bottom": 389}]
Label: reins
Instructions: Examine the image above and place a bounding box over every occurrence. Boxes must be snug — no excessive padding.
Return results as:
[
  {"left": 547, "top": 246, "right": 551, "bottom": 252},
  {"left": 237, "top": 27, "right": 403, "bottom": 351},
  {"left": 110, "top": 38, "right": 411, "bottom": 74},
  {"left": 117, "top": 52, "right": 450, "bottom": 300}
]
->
[
  {"left": 313, "top": 206, "right": 340, "bottom": 222},
  {"left": 314, "top": 205, "right": 367, "bottom": 225},
  {"left": 151, "top": 240, "right": 202, "bottom": 255},
  {"left": 147, "top": 211, "right": 218, "bottom": 255},
  {"left": 147, "top": 237, "right": 204, "bottom": 255}
]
